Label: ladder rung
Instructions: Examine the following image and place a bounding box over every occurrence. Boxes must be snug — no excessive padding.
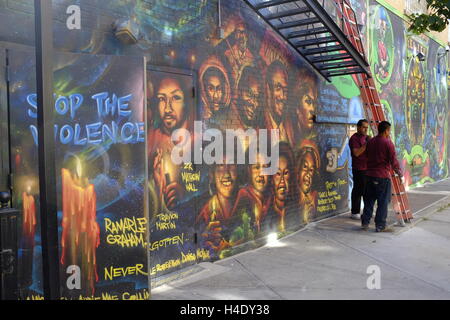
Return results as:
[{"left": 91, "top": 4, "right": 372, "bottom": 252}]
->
[
  {"left": 317, "top": 61, "right": 358, "bottom": 70},
  {"left": 294, "top": 36, "right": 336, "bottom": 47},
  {"left": 324, "top": 67, "right": 364, "bottom": 77},
  {"left": 392, "top": 192, "right": 406, "bottom": 196},
  {"left": 310, "top": 53, "right": 352, "bottom": 62},
  {"left": 287, "top": 27, "right": 329, "bottom": 39},
  {"left": 302, "top": 45, "right": 344, "bottom": 55},
  {"left": 265, "top": 7, "right": 311, "bottom": 20},
  {"left": 254, "top": 0, "right": 296, "bottom": 10},
  {"left": 276, "top": 17, "right": 321, "bottom": 30}
]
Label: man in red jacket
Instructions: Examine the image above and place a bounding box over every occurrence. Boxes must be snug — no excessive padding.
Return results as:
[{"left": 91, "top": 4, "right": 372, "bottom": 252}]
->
[
  {"left": 362, "top": 121, "right": 402, "bottom": 232},
  {"left": 349, "top": 119, "right": 370, "bottom": 220}
]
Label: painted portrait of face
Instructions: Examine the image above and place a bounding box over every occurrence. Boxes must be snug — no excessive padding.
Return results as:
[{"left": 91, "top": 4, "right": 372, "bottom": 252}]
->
[
  {"left": 273, "top": 155, "right": 290, "bottom": 204},
  {"left": 294, "top": 69, "right": 318, "bottom": 133},
  {"left": 156, "top": 77, "right": 186, "bottom": 133},
  {"left": 204, "top": 67, "right": 226, "bottom": 114},
  {"left": 235, "top": 23, "right": 248, "bottom": 52},
  {"left": 200, "top": 56, "right": 232, "bottom": 120},
  {"left": 299, "top": 152, "right": 316, "bottom": 194},
  {"left": 267, "top": 61, "right": 288, "bottom": 119},
  {"left": 297, "top": 143, "right": 320, "bottom": 196},
  {"left": 214, "top": 164, "right": 238, "bottom": 199},
  {"left": 237, "top": 66, "right": 263, "bottom": 127},
  {"left": 297, "top": 84, "right": 317, "bottom": 131},
  {"left": 249, "top": 153, "right": 269, "bottom": 194}
]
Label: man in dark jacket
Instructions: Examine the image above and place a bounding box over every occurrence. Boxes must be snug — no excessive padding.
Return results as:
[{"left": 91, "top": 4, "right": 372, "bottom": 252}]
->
[
  {"left": 362, "top": 121, "right": 402, "bottom": 232},
  {"left": 349, "top": 119, "right": 370, "bottom": 220}
]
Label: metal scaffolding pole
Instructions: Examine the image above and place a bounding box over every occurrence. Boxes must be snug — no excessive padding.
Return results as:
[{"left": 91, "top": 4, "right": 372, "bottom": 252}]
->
[{"left": 34, "top": 0, "right": 60, "bottom": 300}]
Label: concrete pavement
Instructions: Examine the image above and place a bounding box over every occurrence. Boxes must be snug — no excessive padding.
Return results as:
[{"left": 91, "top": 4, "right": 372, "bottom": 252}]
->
[{"left": 152, "top": 178, "right": 450, "bottom": 300}]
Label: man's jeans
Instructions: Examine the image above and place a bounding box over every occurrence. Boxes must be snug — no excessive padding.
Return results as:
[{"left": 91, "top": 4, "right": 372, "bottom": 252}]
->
[
  {"left": 362, "top": 176, "right": 392, "bottom": 229},
  {"left": 351, "top": 169, "right": 367, "bottom": 215}
]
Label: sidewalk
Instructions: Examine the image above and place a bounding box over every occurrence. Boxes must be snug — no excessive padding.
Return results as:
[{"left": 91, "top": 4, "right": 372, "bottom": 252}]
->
[{"left": 152, "top": 178, "right": 450, "bottom": 300}]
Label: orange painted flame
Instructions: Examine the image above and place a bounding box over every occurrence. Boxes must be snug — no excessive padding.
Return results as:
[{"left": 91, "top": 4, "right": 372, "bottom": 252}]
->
[
  {"left": 60, "top": 168, "right": 100, "bottom": 296},
  {"left": 22, "top": 192, "right": 36, "bottom": 247}
]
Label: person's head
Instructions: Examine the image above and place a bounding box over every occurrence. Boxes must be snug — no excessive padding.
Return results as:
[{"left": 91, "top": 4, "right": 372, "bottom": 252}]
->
[
  {"left": 235, "top": 22, "right": 248, "bottom": 52},
  {"left": 297, "top": 144, "right": 320, "bottom": 195},
  {"left": 295, "top": 70, "right": 318, "bottom": 131},
  {"left": 357, "top": 119, "right": 369, "bottom": 136},
  {"left": 203, "top": 67, "right": 227, "bottom": 113},
  {"left": 266, "top": 61, "right": 288, "bottom": 120},
  {"left": 156, "top": 77, "right": 188, "bottom": 133},
  {"left": 248, "top": 152, "right": 270, "bottom": 195},
  {"left": 237, "top": 66, "right": 263, "bottom": 127},
  {"left": 212, "top": 163, "right": 238, "bottom": 199},
  {"left": 273, "top": 142, "right": 294, "bottom": 206},
  {"left": 378, "top": 121, "right": 391, "bottom": 137}
]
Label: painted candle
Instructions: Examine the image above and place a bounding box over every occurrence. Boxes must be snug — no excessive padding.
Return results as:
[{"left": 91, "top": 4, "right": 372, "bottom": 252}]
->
[{"left": 60, "top": 168, "right": 100, "bottom": 297}]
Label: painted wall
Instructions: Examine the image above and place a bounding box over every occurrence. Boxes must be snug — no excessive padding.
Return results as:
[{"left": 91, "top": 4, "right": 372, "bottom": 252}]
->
[{"left": 0, "top": 0, "right": 448, "bottom": 299}]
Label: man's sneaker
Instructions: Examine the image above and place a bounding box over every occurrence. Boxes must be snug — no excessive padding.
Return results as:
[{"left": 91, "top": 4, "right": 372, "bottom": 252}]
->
[
  {"left": 351, "top": 214, "right": 361, "bottom": 220},
  {"left": 361, "top": 224, "right": 369, "bottom": 231},
  {"left": 375, "top": 226, "right": 395, "bottom": 233}
]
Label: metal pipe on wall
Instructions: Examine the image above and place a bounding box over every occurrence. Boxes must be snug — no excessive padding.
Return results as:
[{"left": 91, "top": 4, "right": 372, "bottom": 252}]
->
[{"left": 34, "top": 0, "right": 61, "bottom": 300}]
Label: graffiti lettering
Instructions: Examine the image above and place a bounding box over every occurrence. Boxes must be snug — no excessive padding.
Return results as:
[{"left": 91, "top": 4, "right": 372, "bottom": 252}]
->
[
  {"left": 122, "top": 290, "right": 150, "bottom": 300},
  {"left": 105, "top": 217, "right": 147, "bottom": 248},
  {"left": 106, "top": 233, "right": 146, "bottom": 248},
  {"left": 149, "top": 234, "right": 185, "bottom": 251},
  {"left": 26, "top": 92, "right": 145, "bottom": 146},
  {"left": 26, "top": 295, "right": 45, "bottom": 300},
  {"left": 197, "top": 248, "right": 211, "bottom": 261},
  {"left": 181, "top": 165, "right": 201, "bottom": 193},
  {"left": 155, "top": 212, "right": 178, "bottom": 231},
  {"left": 104, "top": 264, "right": 148, "bottom": 281},
  {"left": 105, "top": 217, "right": 147, "bottom": 234},
  {"left": 150, "top": 249, "right": 209, "bottom": 276},
  {"left": 181, "top": 251, "right": 196, "bottom": 263},
  {"left": 150, "top": 259, "right": 182, "bottom": 276}
]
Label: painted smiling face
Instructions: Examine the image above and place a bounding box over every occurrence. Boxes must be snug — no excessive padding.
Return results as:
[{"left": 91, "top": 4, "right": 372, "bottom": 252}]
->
[
  {"left": 249, "top": 154, "right": 269, "bottom": 194},
  {"left": 214, "top": 164, "right": 238, "bottom": 199},
  {"left": 242, "top": 77, "right": 262, "bottom": 124},
  {"left": 273, "top": 156, "right": 290, "bottom": 204},
  {"left": 157, "top": 78, "right": 186, "bottom": 133},
  {"left": 299, "top": 152, "right": 316, "bottom": 194}
]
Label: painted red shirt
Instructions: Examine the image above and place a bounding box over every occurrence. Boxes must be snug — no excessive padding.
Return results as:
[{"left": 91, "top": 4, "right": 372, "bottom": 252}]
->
[
  {"left": 366, "top": 135, "right": 402, "bottom": 179},
  {"left": 349, "top": 133, "right": 369, "bottom": 171}
]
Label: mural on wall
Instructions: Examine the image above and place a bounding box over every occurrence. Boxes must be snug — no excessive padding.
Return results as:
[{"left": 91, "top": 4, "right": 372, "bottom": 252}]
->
[
  {"left": 368, "top": 0, "right": 449, "bottom": 188},
  {"left": 3, "top": 0, "right": 449, "bottom": 296},
  {"left": 9, "top": 50, "right": 148, "bottom": 300},
  {"left": 145, "top": 2, "right": 350, "bottom": 272}
]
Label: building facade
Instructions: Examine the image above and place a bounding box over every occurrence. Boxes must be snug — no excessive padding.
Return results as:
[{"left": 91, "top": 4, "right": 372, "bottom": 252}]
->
[{"left": 0, "top": 0, "right": 448, "bottom": 299}]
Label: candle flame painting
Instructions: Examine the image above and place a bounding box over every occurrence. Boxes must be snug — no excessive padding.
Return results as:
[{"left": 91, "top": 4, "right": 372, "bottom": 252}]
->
[{"left": 60, "top": 167, "right": 100, "bottom": 297}]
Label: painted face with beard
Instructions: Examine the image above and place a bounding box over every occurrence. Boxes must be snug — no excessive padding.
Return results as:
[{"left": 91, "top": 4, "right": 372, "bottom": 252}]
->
[
  {"left": 299, "top": 152, "right": 316, "bottom": 195},
  {"left": 273, "top": 156, "right": 290, "bottom": 205},
  {"left": 249, "top": 154, "right": 269, "bottom": 195},
  {"left": 214, "top": 164, "right": 238, "bottom": 199},
  {"left": 157, "top": 78, "right": 186, "bottom": 133}
]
